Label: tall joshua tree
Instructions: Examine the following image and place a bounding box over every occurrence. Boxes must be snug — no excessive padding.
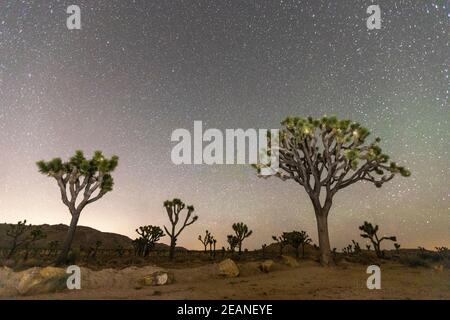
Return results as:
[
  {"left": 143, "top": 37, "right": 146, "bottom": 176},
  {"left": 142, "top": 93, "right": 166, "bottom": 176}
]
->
[
  {"left": 255, "top": 116, "right": 410, "bottom": 265},
  {"left": 230, "top": 222, "right": 253, "bottom": 255},
  {"left": 163, "top": 198, "right": 198, "bottom": 260},
  {"left": 359, "top": 221, "right": 397, "bottom": 258},
  {"left": 37, "top": 150, "right": 119, "bottom": 265}
]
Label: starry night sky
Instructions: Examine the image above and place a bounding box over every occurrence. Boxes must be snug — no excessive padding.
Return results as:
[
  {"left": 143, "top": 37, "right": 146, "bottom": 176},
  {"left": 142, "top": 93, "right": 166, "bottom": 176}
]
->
[{"left": 0, "top": 1, "right": 448, "bottom": 250}]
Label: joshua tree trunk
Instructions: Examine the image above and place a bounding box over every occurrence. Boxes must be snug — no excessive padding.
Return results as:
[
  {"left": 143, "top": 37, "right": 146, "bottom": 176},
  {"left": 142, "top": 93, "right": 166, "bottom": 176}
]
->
[
  {"left": 7, "top": 242, "right": 18, "bottom": 259},
  {"left": 23, "top": 245, "right": 30, "bottom": 261},
  {"left": 372, "top": 239, "right": 382, "bottom": 258},
  {"left": 169, "top": 238, "right": 176, "bottom": 261},
  {"left": 56, "top": 212, "right": 79, "bottom": 266},
  {"left": 314, "top": 202, "right": 333, "bottom": 266}
]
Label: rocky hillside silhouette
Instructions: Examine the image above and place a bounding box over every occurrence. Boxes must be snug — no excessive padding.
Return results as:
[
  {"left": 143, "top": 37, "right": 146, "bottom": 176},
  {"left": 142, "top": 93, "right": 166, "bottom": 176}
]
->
[
  {"left": 0, "top": 223, "right": 186, "bottom": 251},
  {"left": 0, "top": 223, "right": 133, "bottom": 249}
]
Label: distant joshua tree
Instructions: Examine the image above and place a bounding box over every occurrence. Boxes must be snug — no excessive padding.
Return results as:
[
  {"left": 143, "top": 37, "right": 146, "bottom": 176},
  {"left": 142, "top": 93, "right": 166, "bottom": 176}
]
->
[
  {"left": 283, "top": 230, "right": 311, "bottom": 258},
  {"left": 272, "top": 235, "right": 286, "bottom": 256},
  {"left": 226, "top": 235, "right": 239, "bottom": 252},
  {"left": 133, "top": 225, "right": 165, "bottom": 257},
  {"left": 23, "top": 228, "right": 46, "bottom": 261},
  {"left": 254, "top": 116, "right": 410, "bottom": 265},
  {"left": 394, "top": 243, "right": 401, "bottom": 253},
  {"left": 198, "top": 230, "right": 213, "bottom": 253},
  {"left": 229, "top": 222, "right": 252, "bottom": 255},
  {"left": 211, "top": 238, "right": 217, "bottom": 257},
  {"left": 37, "top": 150, "right": 119, "bottom": 265},
  {"left": 352, "top": 240, "right": 362, "bottom": 255},
  {"left": 342, "top": 245, "right": 351, "bottom": 255},
  {"left": 6, "top": 220, "right": 29, "bottom": 259},
  {"left": 359, "top": 221, "right": 397, "bottom": 258},
  {"left": 5, "top": 221, "right": 46, "bottom": 260},
  {"left": 163, "top": 198, "right": 198, "bottom": 260},
  {"left": 262, "top": 244, "right": 267, "bottom": 259}
]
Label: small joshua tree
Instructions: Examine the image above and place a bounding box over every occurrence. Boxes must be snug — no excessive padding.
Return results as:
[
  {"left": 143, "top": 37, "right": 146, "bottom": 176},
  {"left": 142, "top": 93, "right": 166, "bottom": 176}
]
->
[
  {"left": 23, "top": 228, "right": 46, "bottom": 261},
  {"left": 163, "top": 198, "right": 198, "bottom": 260},
  {"left": 6, "top": 221, "right": 46, "bottom": 260},
  {"left": 262, "top": 244, "right": 267, "bottom": 259},
  {"left": 394, "top": 243, "right": 401, "bottom": 253},
  {"left": 37, "top": 150, "right": 119, "bottom": 265},
  {"left": 211, "top": 238, "right": 217, "bottom": 258},
  {"left": 208, "top": 236, "right": 216, "bottom": 255},
  {"left": 272, "top": 235, "right": 286, "bottom": 256},
  {"left": 6, "top": 220, "right": 29, "bottom": 259},
  {"left": 254, "top": 116, "right": 410, "bottom": 265},
  {"left": 352, "top": 240, "right": 362, "bottom": 255},
  {"left": 230, "top": 222, "right": 253, "bottom": 255},
  {"left": 359, "top": 221, "right": 396, "bottom": 258},
  {"left": 198, "top": 230, "right": 213, "bottom": 253},
  {"left": 283, "top": 230, "right": 311, "bottom": 258},
  {"left": 134, "top": 225, "right": 165, "bottom": 257},
  {"left": 366, "top": 244, "right": 371, "bottom": 251},
  {"left": 227, "top": 235, "right": 239, "bottom": 252}
]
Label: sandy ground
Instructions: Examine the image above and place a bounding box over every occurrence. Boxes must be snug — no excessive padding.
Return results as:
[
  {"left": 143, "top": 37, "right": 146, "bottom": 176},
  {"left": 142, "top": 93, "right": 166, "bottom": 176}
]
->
[{"left": 7, "top": 259, "right": 449, "bottom": 300}]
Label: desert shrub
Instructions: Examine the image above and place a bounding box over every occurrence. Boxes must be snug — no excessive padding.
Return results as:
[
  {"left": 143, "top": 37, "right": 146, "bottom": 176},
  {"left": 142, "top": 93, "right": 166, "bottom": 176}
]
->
[
  {"left": 442, "top": 259, "right": 450, "bottom": 269},
  {"left": 399, "top": 255, "right": 429, "bottom": 268},
  {"left": 342, "top": 252, "right": 378, "bottom": 265},
  {"left": 67, "top": 248, "right": 80, "bottom": 265},
  {"left": 418, "top": 251, "right": 443, "bottom": 262},
  {"left": 14, "top": 258, "right": 46, "bottom": 271},
  {"left": 106, "top": 258, "right": 121, "bottom": 268}
]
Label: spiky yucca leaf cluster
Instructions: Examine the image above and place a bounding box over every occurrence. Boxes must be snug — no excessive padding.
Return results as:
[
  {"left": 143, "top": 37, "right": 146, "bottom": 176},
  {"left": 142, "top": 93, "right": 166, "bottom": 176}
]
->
[
  {"left": 37, "top": 150, "right": 119, "bottom": 193},
  {"left": 283, "top": 116, "right": 409, "bottom": 179},
  {"left": 256, "top": 116, "right": 410, "bottom": 190}
]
